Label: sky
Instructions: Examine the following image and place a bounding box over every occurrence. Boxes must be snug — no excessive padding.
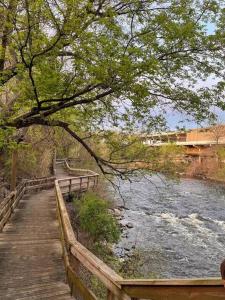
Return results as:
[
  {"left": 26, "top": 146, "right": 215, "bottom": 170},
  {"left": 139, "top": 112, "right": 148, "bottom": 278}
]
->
[
  {"left": 166, "top": 108, "right": 225, "bottom": 130},
  {"left": 166, "top": 22, "right": 225, "bottom": 130}
]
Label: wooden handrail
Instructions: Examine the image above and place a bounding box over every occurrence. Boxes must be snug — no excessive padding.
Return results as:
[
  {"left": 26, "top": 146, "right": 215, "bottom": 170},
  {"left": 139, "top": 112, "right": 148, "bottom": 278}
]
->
[
  {"left": 64, "top": 159, "right": 99, "bottom": 176},
  {"left": 117, "top": 278, "right": 223, "bottom": 285},
  {"left": 117, "top": 279, "right": 224, "bottom": 300},
  {"left": 55, "top": 159, "right": 225, "bottom": 300},
  {"left": 55, "top": 176, "right": 130, "bottom": 299},
  {"left": 57, "top": 159, "right": 99, "bottom": 196}
]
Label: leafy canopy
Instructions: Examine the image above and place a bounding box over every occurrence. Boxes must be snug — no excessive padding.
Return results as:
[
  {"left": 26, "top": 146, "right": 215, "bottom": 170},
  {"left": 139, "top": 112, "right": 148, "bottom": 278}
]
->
[{"left": 0, "top": 0, "right": 224, "bottom": 173}]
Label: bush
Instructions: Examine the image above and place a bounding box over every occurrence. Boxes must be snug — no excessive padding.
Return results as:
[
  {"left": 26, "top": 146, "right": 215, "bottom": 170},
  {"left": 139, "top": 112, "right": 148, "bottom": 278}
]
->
[{"left": 77, "top": 192, "right": 120, "bottom": 244}]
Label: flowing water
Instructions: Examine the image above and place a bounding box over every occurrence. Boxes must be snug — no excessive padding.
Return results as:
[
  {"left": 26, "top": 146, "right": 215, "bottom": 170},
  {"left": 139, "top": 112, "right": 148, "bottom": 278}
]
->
[{"left": 109, "top": 175, "right": 225, "bottom": 278}]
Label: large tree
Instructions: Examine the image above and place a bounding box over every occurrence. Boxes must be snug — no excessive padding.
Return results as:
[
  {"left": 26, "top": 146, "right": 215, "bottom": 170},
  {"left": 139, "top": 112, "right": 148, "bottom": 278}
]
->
[{"left": 0, "top": 0, "right": 224, "bottom": 174}]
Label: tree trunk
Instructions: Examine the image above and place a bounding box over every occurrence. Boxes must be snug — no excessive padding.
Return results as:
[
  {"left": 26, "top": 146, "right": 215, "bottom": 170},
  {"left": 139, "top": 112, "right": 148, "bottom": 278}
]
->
[{"left": 10, "top": 148, "right": 18, "bottom": 190}]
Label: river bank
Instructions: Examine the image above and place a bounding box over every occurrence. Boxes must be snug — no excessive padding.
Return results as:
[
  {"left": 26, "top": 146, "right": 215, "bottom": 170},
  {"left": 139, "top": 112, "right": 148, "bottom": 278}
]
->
[
  {"left": 187, "top": 175, "right": 225, "bottom": 188},
  {"left": 180, "top": 171, "right": 225, "bottom": 186}
]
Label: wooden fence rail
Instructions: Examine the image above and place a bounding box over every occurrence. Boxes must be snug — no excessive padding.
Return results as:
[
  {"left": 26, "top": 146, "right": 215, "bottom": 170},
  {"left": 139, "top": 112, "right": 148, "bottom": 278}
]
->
[
  {"left": 55, "top": 159, "right": 225, "bottom": 300},
  {"left": 117, "top": 279, "right": 225, "bottom": 300},
  {"left": 55, "top": 179, "right": 130, "bottom": 300}
]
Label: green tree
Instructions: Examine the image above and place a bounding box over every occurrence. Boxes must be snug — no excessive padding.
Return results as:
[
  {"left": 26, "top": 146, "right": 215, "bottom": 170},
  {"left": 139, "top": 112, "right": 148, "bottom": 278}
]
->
[
  {"left": 0, "top": 0, "right": 224, "bottom": 174},
  {"left": 157, "top": 143, "right": 186, "bottom": 176}
]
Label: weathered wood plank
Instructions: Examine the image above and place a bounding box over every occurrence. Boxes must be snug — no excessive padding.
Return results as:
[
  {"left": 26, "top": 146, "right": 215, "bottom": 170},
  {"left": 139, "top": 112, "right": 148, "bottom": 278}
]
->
[
  {"left": 117, "top": 278, "right": 223, "bottom": 286},
  {"left": 67, "top": 265, "right": 97, "bottom": 300},
  {"left": 0, "top": 181, "right": 72, "bottom": 299},
  {"left": 119, "top": 284, "right": 225, "bottom": 300}
]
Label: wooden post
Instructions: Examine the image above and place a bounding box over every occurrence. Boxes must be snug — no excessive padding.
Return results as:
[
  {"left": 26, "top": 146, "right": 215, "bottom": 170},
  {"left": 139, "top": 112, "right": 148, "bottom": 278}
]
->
[
  {"left": 92, "top": 177, "right": 96, "bottom": 189},
  {"left": 70, "top": 254, "right": 80, "bottom": 275},
  {"left": 107, "top": 290, "right": 114, "bottom": 300},
  {"left": 52, "top": 148, "right": 56, "bottom": 175},
  {"left": 69, "top": 179, "right": 72, "bottom": 195},
  {"left": 10, "top": 149, "right": 18, "bottom": 191},
  {"left": 198, "top": 147, "right": 201, "bottom": 164}
]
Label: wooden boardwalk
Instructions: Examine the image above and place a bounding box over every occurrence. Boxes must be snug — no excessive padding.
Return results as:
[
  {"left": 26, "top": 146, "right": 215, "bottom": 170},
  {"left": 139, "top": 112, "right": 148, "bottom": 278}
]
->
[{"left": 0, "top": 187, "right": 73, "bottom": 299}]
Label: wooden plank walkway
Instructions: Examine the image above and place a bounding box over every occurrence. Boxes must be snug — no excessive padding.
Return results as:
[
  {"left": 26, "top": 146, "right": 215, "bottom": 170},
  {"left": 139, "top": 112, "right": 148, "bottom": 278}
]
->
[{"left": 0, "top": 188, "right": 73, "bottom": 299}]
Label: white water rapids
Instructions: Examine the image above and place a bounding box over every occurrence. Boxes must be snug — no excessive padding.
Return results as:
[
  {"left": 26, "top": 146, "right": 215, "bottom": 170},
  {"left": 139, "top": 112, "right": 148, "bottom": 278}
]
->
[{"left": 109, "top": 175, "right": 225, "bottom": 278}]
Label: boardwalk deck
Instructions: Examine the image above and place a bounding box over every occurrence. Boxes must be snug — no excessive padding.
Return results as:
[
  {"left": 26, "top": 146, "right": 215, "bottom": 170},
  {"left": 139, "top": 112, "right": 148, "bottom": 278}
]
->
[{"left": 0, "top": 189, "right": 73, "bottom": 299}]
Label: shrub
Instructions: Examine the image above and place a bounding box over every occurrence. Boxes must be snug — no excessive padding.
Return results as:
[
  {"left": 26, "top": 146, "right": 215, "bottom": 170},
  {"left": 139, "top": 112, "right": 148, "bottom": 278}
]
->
[{"left": 78, "top": 192, "right": 120, "bottom": 244}]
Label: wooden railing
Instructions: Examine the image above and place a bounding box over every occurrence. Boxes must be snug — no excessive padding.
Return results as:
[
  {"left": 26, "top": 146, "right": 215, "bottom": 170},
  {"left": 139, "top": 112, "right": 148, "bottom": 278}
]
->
[
  {"left": 0, "top": 177, "right": 55, "bottom": 232},
  {"left": 55, "top": 160, "right": 130, "bottom": 299},
  {"left": 118, "top": 278, "right": 224, "bottom": 300},
  {"left": 55, "top": 160, "right": 225, "bottom": 300},
  {"left": 57, "top": 158, "right": 99, "bottom": 177},
  {"left": 55, "top": 178, "right": 129, "bottom": 300},
  {"left": 57, "top": 159, "right": 98, "bottom": 196}
]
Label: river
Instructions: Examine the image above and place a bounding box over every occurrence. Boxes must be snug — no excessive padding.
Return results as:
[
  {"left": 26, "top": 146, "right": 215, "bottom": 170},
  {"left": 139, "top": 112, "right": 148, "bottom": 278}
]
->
[{"left": 108, "top": 175, "right": 225, "bottom": 278}]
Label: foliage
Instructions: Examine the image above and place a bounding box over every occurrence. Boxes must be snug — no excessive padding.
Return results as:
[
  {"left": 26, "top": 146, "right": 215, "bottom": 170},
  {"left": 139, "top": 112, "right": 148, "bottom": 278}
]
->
[
  {"left": 77, "top": 192, "right": 120, "bottom": 244},
  {"left": 2, "top": 126, "right": 55, "bottom": 181},
  {"left": 72, "top": 191, "right": 160, "bottom": 299},
  {"left": 72, "top": 193, "right": 120, "bottom": 300},
  {"left": 85, "top": 239, "right": 158, "bottom": 299},
  {"left": 88, "top": 245, "right": 159, "bottom": 299},
  {"left": 210, "top": 124, "right": 225, "bottom": 143},
  {"left": 0, "top": 0, "right": 224, "bottom": 175},
  {"left": 215, "top": 145, "right": 225, "bottom": 162},
  {"left": 216, "top": 167, "right": 225, "bottom": 180},
  {"left": 149, "top": 143, "right": 186, "bottom": 176},
  {"left": 159, "top": 144, "right": 184, "bottom": 158},
  {"left": 87, "top": 243, "right": 120, "bottom": 300},
  {"left": 0, "top": 128, "right": 17, "bottom": 151},
  {"left": 214, "top": 145, "right": 225, "bottom": 179},
  {"left": 92, "top": 244, "right": 159, "bottom": 279},
  {"left": 119, "top": 249, "right": 159, "bottom": 279}
]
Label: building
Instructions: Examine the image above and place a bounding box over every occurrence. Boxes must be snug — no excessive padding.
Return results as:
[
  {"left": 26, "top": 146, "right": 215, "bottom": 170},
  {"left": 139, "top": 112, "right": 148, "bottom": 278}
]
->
[{"left": 143, "top": 125, "right": 225, "bottom": 146}]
